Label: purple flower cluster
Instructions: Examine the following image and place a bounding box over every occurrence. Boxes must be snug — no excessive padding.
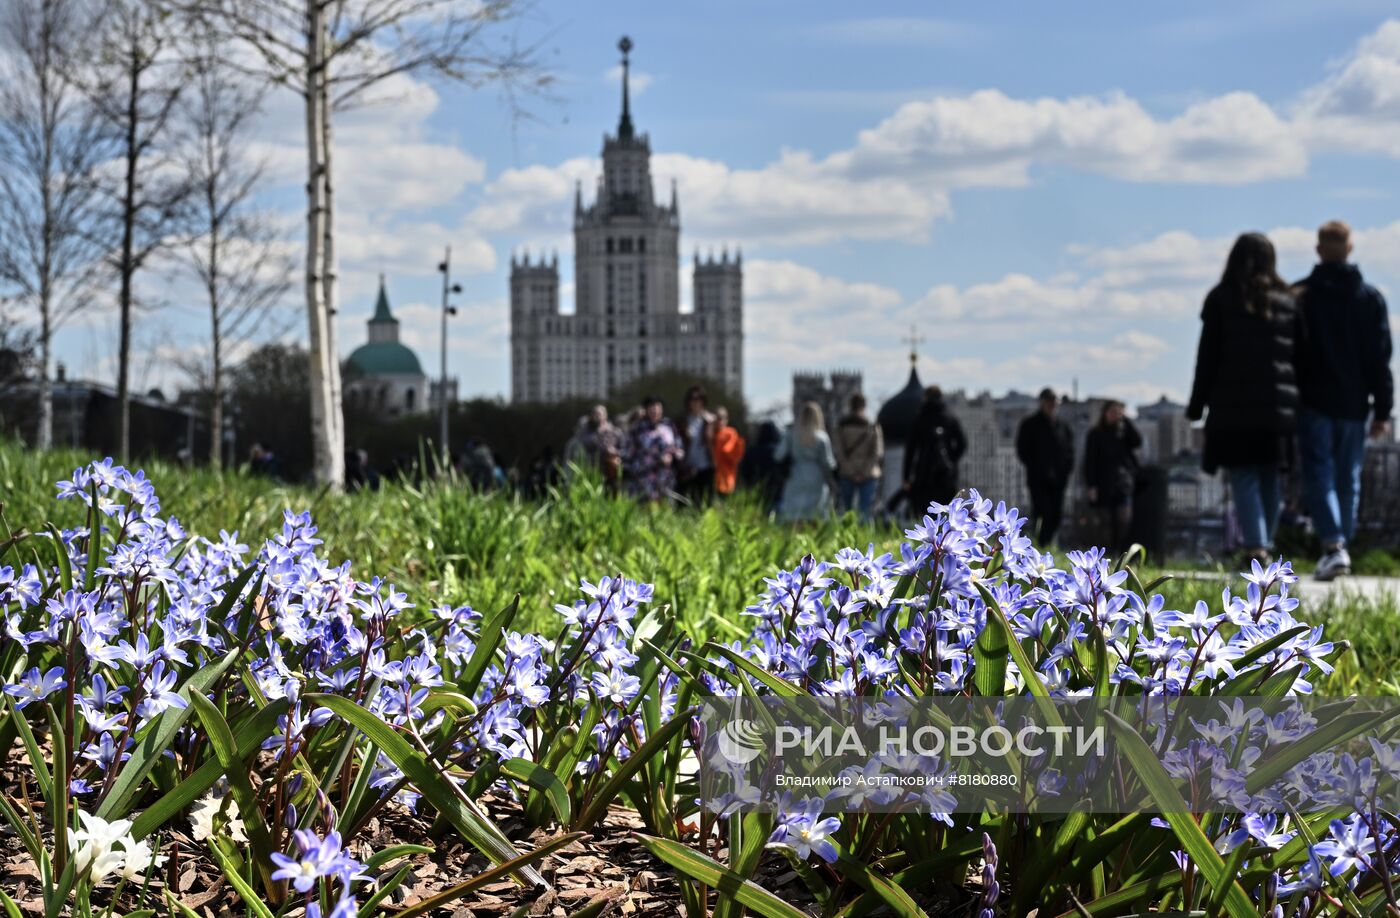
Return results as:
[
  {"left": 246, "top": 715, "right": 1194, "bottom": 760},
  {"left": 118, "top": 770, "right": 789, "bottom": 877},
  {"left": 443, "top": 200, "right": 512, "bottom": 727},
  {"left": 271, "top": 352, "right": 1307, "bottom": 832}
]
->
[
  {"left": 717, "top": 492, "right": 1391, "bottom": 890},
  {"left": 5, "top": 462, "right": 1396, "bottom": 906}
]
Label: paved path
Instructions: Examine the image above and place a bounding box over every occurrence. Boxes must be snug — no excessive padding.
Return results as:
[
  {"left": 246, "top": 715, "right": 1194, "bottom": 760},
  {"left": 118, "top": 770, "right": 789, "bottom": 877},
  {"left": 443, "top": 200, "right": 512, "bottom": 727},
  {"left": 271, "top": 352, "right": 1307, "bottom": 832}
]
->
[{"left": 1167, "top": 570, "right": 1400, "bottom": 606}]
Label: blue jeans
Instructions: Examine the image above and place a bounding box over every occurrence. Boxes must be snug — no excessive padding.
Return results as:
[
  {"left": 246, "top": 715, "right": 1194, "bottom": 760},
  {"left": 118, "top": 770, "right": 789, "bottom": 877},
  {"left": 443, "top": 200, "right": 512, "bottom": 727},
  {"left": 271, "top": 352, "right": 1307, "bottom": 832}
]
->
[
  {"left": 1298, "top": 407, "right": 1367, "bottom": 548},
  {"left": 1228, "top": 465, "right": 1280, "bottom": 551},
  {"left": 838, "top": 477, "right": 879, "bottom": 519}
]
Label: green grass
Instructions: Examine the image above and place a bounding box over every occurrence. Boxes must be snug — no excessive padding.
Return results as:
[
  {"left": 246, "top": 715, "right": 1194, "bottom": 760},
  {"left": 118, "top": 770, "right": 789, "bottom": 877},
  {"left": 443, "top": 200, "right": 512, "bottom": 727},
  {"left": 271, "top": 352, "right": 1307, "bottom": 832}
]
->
[
  {"left": 0, "top": 442, "right": 891, "bottom": 634},
  {"left": 3, "top": 441, "right": 1396, "bottom": 691}
]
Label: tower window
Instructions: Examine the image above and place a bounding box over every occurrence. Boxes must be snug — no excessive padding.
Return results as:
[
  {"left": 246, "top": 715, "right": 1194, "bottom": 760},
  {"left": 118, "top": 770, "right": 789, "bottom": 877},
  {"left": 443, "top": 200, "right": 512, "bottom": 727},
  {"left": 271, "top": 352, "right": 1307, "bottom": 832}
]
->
[
  {"left": 606, "top": 237, "right": 614, "bottom": 254},
  {"left": 619, "top": 238, "right": 633, "bottom": 254},
  {"left": 638, "top": 237, "right": 646, "bottom": 253}
]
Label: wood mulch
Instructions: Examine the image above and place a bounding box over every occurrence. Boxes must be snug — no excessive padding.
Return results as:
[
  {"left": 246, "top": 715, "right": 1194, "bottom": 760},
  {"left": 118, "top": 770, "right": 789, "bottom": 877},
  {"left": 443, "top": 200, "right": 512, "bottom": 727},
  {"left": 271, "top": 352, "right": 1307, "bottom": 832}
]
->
[{"left": 0, "top": 744, "right": 979, "bottom": 917}]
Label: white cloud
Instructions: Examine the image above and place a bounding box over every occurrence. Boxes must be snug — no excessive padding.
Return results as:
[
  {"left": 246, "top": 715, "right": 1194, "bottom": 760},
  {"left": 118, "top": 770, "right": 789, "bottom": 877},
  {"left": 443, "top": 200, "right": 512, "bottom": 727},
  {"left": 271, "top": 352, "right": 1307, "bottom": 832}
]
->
[
  {"left": 1296, "top": 20, "right": 1400, "bottom": 155},
  {"left": 743, "top": 218, "right": 1400, "bottom": 410},
  {"left": 832, "top": 89, "right": 1306, "bottom": 187},
  {"left": 496, "top": 20, "right": 1400, "bottom": 253}
]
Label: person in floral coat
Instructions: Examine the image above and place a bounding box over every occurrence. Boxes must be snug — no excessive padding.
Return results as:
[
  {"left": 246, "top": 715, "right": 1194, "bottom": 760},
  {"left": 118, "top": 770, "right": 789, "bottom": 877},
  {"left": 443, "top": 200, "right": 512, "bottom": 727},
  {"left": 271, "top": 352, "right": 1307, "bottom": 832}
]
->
[{"left": 624, "top": 395, "right": 684, "bottom": 502}]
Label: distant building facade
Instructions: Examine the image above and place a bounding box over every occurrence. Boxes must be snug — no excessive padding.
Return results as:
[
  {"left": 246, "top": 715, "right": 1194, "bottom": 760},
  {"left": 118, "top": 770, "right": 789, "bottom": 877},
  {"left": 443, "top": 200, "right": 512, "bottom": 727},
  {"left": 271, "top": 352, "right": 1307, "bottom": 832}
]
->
[
  {"left": 792, "top": 370, "right": 863, "bottom": 430},
  {"left": 509, "top": 37, "right": 743, "bottom": 404},
  {"left": 345, "top": 277, "right": 455, "bottom": 419}
]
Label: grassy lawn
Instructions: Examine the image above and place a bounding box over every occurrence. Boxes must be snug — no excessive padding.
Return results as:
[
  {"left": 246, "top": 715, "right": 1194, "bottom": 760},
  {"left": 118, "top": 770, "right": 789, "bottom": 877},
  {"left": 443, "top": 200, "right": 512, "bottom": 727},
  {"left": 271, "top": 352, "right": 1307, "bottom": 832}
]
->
[{"left": 4, "top": 441, "right": 1395, "bottom": 691}]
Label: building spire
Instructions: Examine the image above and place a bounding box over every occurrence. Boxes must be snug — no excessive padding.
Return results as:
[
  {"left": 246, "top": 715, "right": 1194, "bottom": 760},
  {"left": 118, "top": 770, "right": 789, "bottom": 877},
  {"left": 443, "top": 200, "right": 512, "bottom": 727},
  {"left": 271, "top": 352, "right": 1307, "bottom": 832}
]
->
[
  {"left": 901, "top": 323, "right": 925, "bottom": 368},
  {"left": 617, "top": 35, "right": 634, "bottom": 140},
  {"left": 371, "top": 274, "right": 395, "bottom": 323}
]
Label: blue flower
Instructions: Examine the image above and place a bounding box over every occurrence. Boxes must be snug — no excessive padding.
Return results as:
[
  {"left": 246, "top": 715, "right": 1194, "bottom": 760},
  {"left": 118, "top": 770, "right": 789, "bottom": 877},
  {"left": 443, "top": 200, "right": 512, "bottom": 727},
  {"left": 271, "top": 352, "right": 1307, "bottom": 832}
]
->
[
  {"left": 769, "top": 798, "right": 840, "bottom": 864},
  {"left": 269, "top": 829, "right": 365, "bottom": 893},
  {"left": 5, "top": 666, "right": 67, "bottom": 709},
  {"left": 591, "top": 668, "right": 641, "bottom": 705},
  {"left": 1312, "top": 817, "right": 1376, "bottom": 877}
]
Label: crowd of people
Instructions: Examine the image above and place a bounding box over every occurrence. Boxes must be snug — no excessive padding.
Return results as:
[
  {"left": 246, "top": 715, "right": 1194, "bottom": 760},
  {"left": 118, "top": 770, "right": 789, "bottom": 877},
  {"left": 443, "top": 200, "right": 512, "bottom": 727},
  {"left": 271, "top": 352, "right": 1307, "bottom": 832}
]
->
[{"left": 239, "top": 222, "right": 1390, "bottom": 575}]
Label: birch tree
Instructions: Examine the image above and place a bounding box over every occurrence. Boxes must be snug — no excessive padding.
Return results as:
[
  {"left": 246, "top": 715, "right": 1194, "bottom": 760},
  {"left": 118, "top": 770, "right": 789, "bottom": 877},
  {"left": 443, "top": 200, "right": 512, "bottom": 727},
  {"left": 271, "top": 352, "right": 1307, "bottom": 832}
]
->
[
  {"left": 0, "top": 0, "right": 111, "bottom": 450},
  {"left": 180, "top": 37, "right": 293, "bottom": 470},
  {"left": 196, "top": 0, "right": 549, "bottom": 487},
  {"left": 87, "top": 0, "right": 196, "bottom": 460}
]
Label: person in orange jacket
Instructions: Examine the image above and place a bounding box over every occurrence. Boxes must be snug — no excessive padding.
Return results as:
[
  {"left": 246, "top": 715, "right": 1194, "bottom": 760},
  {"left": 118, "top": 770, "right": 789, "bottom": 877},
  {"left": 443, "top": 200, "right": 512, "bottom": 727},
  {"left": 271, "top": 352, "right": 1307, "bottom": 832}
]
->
[{"left": 711, "top": 406, "right": 746, "bottom": 498}]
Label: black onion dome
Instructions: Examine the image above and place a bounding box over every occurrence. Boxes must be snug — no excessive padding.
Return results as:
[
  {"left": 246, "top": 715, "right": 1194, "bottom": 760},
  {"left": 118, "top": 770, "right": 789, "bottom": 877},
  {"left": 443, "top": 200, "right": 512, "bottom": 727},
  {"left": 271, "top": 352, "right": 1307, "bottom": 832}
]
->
[{"left": 877, "top": 366, "right": 924, "bottom": 444}]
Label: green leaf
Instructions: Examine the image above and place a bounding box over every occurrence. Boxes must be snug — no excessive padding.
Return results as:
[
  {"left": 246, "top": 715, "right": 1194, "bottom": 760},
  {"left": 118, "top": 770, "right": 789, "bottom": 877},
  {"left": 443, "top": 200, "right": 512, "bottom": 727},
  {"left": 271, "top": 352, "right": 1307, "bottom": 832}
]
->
[
  {"left": 973, "top": 596, "right": 1010, "bottom": 696},
  {"left": 364, "top": 843, "right": 434, "bottom": 872},
  {"left": 307, "top": 693, "right": 545, "bottom": 888},
  {"left": 502, "top": 758, "right": 571, "bottom": 825},
  {"left": 358, "top": 863, "right": 415, "bottom": 917},
  {"left": 835, "top": 832, "right": 988, "bottom": 918},
  {"left": 574, "top": 705, "right": 695, "bottom": 830},
  {"left": 1013, "top": 810, "right": 1092, "bottom": 913},
  {"left": 833, "top": 845, "right": 931, "bottom": 918},
  {"left": 0, "top": 888, "right": 23, "bottom": 918},
  {"left": 457, "top": 595, "right": 521, "bottom": 698},
  {"left": 1104, "top": 713, "right": 1254, "bottom": 918},
  {"left": 419, "top": 690, "right": 477, "bottom": 717},
  {"left": 131, "top": 700, "right": 288, "bottom": 840},
  {"left": 162, "top": 894, "right": 203, "bottom": 918},
  {"left": 207, "top": 843, "right": 276, "bottom": 918},
  {"left": 7, "top": 698, "right": 55, "bottom": 810},
  {"left": 704, "top": 642, "right": 807, "bottom": 698},
  {"left": 394, "top": 833, "right": 585, "bottom": 918},
  {"left": 1050, "top": 871, "right": 1181, "bottom": 917},
  {"left": 44, "top": 524, "right": 72, "bottom": 591},
  {"left": 187, "top": 693, "right": 278, "bottom": 896},
  {"left": 99, "top": 648, "right": 242, "bottom": 819},
  {"left": 714, "top": 811, "right": 774, "bottom": 918},
  {"left": 633, "top": 834, "right": 809, "bottom": 918}
]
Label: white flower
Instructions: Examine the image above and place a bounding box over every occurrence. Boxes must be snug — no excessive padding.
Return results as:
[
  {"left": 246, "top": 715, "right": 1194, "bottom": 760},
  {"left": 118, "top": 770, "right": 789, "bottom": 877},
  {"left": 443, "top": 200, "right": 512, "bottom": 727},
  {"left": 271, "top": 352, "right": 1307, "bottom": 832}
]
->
[
  {"left": 117, "top": 836, "right": 167, "bottom": 881},
  {"left": 190, "top": 789, "right": 247, "bottom": 843},
  {"left": 68, "top": 811, "right": 136, "bottom": 884}
]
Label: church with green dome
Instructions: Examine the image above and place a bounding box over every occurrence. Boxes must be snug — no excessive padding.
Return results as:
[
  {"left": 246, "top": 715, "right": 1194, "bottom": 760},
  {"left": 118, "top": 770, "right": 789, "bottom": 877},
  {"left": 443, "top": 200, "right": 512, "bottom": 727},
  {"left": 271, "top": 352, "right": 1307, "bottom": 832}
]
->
[{"left": 345, "top": 277, "right": 451, "bottom": 418}]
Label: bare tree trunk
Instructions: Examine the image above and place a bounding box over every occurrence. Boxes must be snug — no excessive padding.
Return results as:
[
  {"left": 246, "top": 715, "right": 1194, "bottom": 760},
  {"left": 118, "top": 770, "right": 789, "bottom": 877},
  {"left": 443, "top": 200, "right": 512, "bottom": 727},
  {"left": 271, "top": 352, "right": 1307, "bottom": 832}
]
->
[
  {"left": 116, "top": 56, "right": 138, "bottom": 460},
  {"left": 37, "top": 297, "right": 53, "bottom": 449},
  {"left": 320, "top": 69, "right": 344, "bottom": 469},
  {"left": 302, "top": 0, "right": 340, "bottom": 487},
  {"left": 207, "top": 207, "right": 222, "bottom": 470}
]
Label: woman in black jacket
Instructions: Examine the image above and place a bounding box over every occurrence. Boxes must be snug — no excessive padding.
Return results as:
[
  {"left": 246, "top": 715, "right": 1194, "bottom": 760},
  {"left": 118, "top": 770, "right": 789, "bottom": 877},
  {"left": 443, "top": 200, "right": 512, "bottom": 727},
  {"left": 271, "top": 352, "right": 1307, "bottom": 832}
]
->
[
  {"left": 1186, "top": 232, "right": 1299, "bottom": 561},
  {"left": 902, "top": 386, "right": 968, "bottom": 515},
  {"left": 1083, "top": 400, "right": 1141, "bottom": 555}
]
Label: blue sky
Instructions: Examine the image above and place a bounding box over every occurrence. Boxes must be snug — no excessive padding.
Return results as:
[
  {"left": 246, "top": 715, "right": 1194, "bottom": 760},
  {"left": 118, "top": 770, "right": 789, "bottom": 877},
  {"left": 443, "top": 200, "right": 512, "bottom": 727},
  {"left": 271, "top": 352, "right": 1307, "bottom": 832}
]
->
[{"left": 58, "top": 1, "right": 1400, "bottom": 415}]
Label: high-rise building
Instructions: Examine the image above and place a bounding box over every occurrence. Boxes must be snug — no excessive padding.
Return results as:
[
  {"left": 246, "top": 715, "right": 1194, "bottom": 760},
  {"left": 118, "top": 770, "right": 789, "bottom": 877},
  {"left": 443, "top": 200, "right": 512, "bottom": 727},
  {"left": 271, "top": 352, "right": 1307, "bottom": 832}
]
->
[{"left": 509, "top": 37, "right": 743, "bottom": 404}]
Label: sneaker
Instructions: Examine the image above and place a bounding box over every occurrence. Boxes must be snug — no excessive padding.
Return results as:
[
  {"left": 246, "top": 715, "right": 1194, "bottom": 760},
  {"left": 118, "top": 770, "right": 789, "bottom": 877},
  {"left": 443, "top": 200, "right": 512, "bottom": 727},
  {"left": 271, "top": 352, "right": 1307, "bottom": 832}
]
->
[{"left": 1314, "top": 547, "right": 1352, "bottom": 582}]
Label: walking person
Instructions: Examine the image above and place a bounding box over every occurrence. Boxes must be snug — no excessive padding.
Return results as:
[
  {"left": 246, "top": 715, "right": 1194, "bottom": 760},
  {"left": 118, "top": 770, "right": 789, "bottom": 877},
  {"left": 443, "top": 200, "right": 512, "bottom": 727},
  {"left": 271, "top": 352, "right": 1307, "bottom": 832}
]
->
[
  {"left": 711, "top": 406, "right": 746, "bottom": 499},
  {"left": 776, "top": 401, "right": 836, "bottom": 523},
  {"left": 624, "top": 395, "right": 684, "bottom": 504},
  {"left": 741, "top": 420, "right": 785, "bottom": 513},
  {"left": 1186, "top": 233, "right": 1300, "bottom": 563},
  {"left": 1083, "top": 401, "right": 1142, "bottom": 556},
  {"left": 1294, "top": 220, "right": 1394, "bottom": 580},
  {"left": 1015, "top": 388, "right": 1075, "bottom": 546},
  {"left": 677, "top": 385, "right": 717, "bottom": 505},
  {"left": 901, "top": 386, "right": 967, "bottom": 516},
  {"left": 564, "top": 404, "right": 623, "bottom": 493},
  {"left": 833, "top": 393, "right": 884, "bottom": 520}
]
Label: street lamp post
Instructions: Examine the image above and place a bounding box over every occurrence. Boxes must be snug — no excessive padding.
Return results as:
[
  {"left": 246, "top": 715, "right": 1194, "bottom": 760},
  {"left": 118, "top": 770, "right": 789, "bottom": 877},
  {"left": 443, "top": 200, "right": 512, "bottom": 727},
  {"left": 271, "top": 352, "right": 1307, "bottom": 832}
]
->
[{"left": 437, "top": 246, "right": 462, "bottom": 468}]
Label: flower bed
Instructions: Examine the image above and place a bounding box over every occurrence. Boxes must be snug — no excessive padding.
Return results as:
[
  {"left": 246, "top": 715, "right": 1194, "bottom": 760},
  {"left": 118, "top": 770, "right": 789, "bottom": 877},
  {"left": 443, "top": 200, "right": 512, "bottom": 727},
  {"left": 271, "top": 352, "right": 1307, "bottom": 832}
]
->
[{"left": 0, "top": 459, "right": 1396, "bottom": 917}]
